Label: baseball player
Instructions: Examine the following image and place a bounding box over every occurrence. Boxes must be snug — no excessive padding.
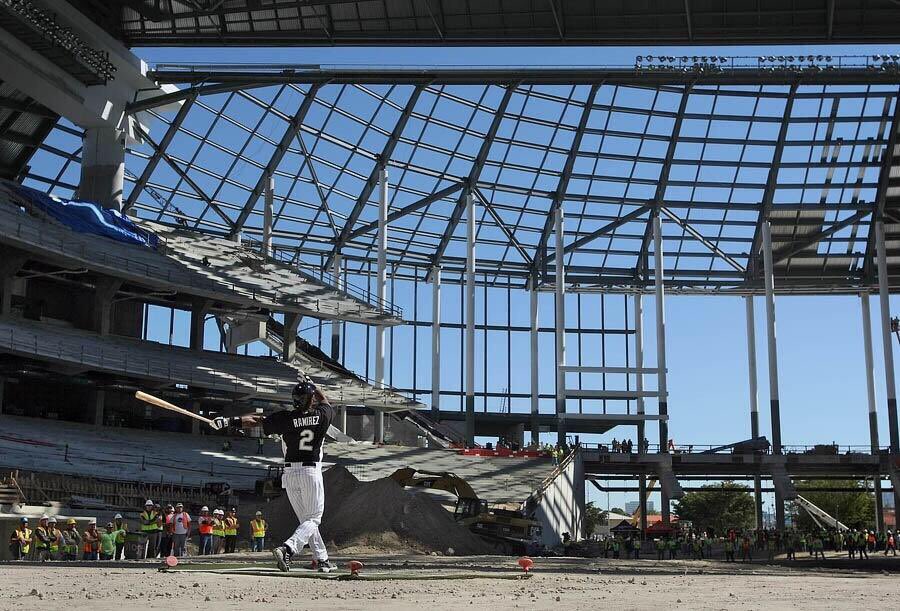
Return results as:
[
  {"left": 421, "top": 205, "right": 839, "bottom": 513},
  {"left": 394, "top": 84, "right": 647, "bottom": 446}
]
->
[{"left": 212, "top": 379, "right": 335, "bottom": 572}]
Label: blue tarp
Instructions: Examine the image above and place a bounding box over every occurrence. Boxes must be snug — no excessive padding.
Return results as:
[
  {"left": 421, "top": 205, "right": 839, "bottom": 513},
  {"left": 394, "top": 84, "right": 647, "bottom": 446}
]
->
[{"left": 8, "top": 182, "right": 159, "bottom": 249}]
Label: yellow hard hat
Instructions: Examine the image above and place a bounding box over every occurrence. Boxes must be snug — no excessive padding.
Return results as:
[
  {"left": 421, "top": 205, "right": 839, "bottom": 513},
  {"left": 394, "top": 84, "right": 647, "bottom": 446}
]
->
[{"left": 67, "top": 518, "right": 77, "bottom": 525}]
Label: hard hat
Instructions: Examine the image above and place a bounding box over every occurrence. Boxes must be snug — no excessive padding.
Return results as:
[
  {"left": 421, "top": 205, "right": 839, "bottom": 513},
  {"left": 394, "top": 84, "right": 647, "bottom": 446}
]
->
[
  {"left": 20, "top": 517, "right": 28, "bottom": 523},
  {"left": 201, "top": 506, "right": 209, "bottom": 512},
  {"left": 114, "top": 513, "right": 123, "bottom": 519},
  {"left": 106, "top": 522, "right": 114, "bottom": 528},
  {"left": 145, "top": 499, "right": 154, "bottom": 506},
  {"left": 48, "top": 517, "right": 57, "bottom": 523},
  {"left": 40, "top": 514, "right": 49, "bottom": 520},
  {"left": 88, "top": 519, "right": 96, "bottom": 525},
  {"left": 255, "top": 511, "right": 262, "bottom": 516},
  {"left": 67, "top": 518, "right": 76, "bottom": 525},
  {"left": 175, "top": 502, "right": 184, "bottom": 508}
]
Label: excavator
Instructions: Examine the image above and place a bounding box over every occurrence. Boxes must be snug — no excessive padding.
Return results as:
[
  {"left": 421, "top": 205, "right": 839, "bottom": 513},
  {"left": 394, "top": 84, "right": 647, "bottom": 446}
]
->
[{"left": 389, "top": 467, "right": 543, "bottom": 554}]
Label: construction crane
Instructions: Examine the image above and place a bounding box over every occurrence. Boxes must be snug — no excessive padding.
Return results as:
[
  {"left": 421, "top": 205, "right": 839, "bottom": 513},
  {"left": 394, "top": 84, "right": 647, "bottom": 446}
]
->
[{"left": 792, "top": 495, "right": 848, "bottom": 532}]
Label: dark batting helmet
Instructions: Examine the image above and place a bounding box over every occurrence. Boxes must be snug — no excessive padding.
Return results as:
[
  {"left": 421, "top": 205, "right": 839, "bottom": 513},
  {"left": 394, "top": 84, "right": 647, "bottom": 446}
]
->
[{"left": 292, "top": 381, "right": 316, "bottom": 410}]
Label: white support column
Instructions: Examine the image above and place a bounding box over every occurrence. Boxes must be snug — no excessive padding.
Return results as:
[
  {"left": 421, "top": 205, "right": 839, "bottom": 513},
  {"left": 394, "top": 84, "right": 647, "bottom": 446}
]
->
[
  {"left": 431, "top": 265, "right": 442, "bottom": 416},
  {"left": 465, "top": 191, "right": 477, "bottom": 446},
  {"left": 554, "top": 206, "right": 566, "bottom": 448},
  {"left": 530, "top": 282, "right": 540, "bottom": 446},
  {"left": 876, "top": 220, "right": 900, "bottom": 453},
  {"left": 330, "top": 254, "right": 342, "bottom": 361},
  {"left": 762, "top": 220, "right": 785, "bottom": 530},
  {"left": 374, "top": 168, "right": 388, "bottom": 443},
  {"left": 653, "top": 214, "right": 671, "bottom": 526},
  {"left": 635, "top": 292, "right": 648, "bottom": 532},
  {"left": 861, "top": 291, "right": 885, "bottom": 533},
  {"left": 653, "top": 215, "right": 668, "bottom": 451},
  {"left": 80, "top": 127, "right": 125, "bottom": 211},
  {"left": 745, "top": 295, "right": 763, "bottom": 531},
  {"left": 263, "top": 173, "right": 274, "bottom": 257}
]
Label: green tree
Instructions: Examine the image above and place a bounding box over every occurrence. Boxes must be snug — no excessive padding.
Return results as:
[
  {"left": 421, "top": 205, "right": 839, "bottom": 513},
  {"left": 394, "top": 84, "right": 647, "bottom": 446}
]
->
[
  {"left": 583, "top": 502, "right": 605, "bottom": 536},
  {"left": 793, "top": 480, "right": 875, "bottom": 531},
  {"left": 672, "top": 482, "right": 755, "bottom": 534},
  {"left": 609, "top": 507, "right": 626, "bottom": 515}
]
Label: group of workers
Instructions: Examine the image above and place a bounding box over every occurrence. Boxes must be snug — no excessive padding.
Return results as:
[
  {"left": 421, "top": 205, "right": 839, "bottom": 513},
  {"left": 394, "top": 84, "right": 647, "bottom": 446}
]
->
[
  {"left": 593, "top": 527, "right": 897, "bottom": 563},
  {"left": 8, "top": 500, "right": 270, "bottom": 561}
]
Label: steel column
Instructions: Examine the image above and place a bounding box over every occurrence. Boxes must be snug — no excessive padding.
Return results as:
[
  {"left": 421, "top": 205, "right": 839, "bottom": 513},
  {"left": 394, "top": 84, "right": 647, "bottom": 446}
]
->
[
  {"left": 860, "top": 291, "right": 885, "bottom": 533},
  {"left": 554, "top": 206, "right": 566, "bottom": 447},
  {"left": 653, "top": 215, "right": 668, "bottom": 451},
  {"left": 465, "top": 191, "right": 476, "bottom": 446},
  {"left": 530, "top": 282, "right": 540, "bottom": 446},
  {"left": 431, "top": 265, "right": 442, "bottom": 416},
  {"left": 762, "top": 221, "right": 786, "bottom": 529},
  {"left": 374, "top": 168, "right": 388, "bottom": 443},
  {"left": 330, "top": 254, "right": 342, "bottom": 360},
  {"left": 635, "top": 292, "right": 648, "bottom": 533},
  {"left": 262, "top": 173, "right": 274, "bottom": 257},
  {"left": 876, "top": 220, "right": 900, "bottom": 454},
  {"left": 745, "top": 295, "right": 763, "bottom": 531}
]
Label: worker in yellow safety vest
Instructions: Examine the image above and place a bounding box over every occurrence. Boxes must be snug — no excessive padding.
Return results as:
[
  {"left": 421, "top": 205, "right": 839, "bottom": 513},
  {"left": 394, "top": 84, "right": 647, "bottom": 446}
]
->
[
  {"left": 32, "top": 515, "right": 51, "bottom": 561},
  {"left": 46, "top": 517, "right": 63, "bottom": 560},
  {"left": 113, "top": 513, "right": 128, "bottom": 560},
  {"left": 223, "top": 508, "right": 238, "bottom": 553},
  {"left": 211, "top": 508, "right": 225, "bottom": 554},
  {"left": 61, "top": 518, "right": 81, "bottom": 561},
  {"left": 251, "top": 511, "right": 267, "bottom": 552},
  {"left": 9, "top": 517, "right": 31, "bottom": 560},
  {"left": 140, "top": 500, "right": 159, "bottom": 559}
]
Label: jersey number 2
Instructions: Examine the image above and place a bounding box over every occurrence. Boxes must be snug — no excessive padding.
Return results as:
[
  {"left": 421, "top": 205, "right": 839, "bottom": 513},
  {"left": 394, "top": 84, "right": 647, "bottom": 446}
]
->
[{"left": 297, "top": 429, "right": 314, "bottom": 451}]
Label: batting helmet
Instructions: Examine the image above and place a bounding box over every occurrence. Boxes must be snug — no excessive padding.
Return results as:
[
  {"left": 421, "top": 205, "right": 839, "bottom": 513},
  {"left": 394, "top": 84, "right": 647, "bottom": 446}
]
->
[{"left": 292, "top": 381, "right": 316, "bottom": 410}]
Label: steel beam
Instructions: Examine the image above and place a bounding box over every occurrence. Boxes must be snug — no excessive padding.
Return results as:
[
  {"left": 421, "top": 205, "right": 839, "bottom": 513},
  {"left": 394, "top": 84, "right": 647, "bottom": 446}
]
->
[
  {"left": 347, "top": 182, "right": 464, "bottom": 241},
  {"left": 429, "top": 86, "right": 515, "bottom": 276},
  {"left": 474, "top": 188, "right": 533, "bottom": 265},
  {"left": 876, "top": 221, "right": 900, "bottom": 453},
  {"left": 547, "top": 204, "right": 653, "bottom": 264},
  {"left": 653, "top": 215, "right": 669, "bottom": 456},
  {"left": 638, "top": 85, "right": 693, "bottom": 279},
  {"left": 232, "top": 83, "right": 322, "bottom": 234},
  {"left": 328, "top": 85, "right": 424, "bottom": 266},
  {"left": 533, "top": 84, "right": 599, "bottom": 278},
  {"left": 431, "top": 265, "right": 442, "bottom": 416},
  {"left": 660, "top": 206, "right": 745, "bottom": 272},
  {"left": 464, "top": 191, "right": 477, "bottom": 446},
  {"left": 330, "top": 254, "right": 341, "bottom": 360},
  {"left": 635, "top": 292, "right": 648, "bottom": 532},
  {"left": 130, "top": 120, "right": 235, "bottom": 229},
  {"left": 374, "top": 168, "right": 388, "bottom": 443},
  {"left": 747, "top": 82, "right": 799, "bottom": 280},
  {"left": 860, "top": 291, "right": 885, "bottom": 533},
  {"left": 554, "top": 206, "right": 567, "bottom": 448},
  {"left": 864, "top": 94, "right": 900, "bottom": 280},
  {"left": 745, "top": 295, "right": 764, "bottom": 531},
  {"left": 530, "top": 278, "right": 540, "bottom": 445},
  {"left": 762, "top": 221, "right": 786, "bottom": 530}
]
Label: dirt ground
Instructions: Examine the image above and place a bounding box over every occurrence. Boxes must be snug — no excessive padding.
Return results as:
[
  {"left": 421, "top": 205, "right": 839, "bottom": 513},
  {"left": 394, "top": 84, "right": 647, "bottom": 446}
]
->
[{"left": 0, "top": 552, "right": 897, "bottom": 610}]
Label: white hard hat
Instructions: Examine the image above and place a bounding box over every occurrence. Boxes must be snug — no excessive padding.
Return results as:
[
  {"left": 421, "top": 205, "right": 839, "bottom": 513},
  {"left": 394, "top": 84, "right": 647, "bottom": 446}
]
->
[
  {"left": 114, "top": 513, "right": 123, "bottom": 519},
  {"left": 201, "top": 506, "right": 209, "bottom": 512},
  {"left": 88, "top": 519, "right": 97, "bottom": 525},
  {"left": 145, "top": 499, "right": 154, "bottom": 506},
  {"left": 48, "top": 517, "right": 57, "bottom": 523},
  {"left": 40, "top": 514, "right": 49, "bottom": 520}
]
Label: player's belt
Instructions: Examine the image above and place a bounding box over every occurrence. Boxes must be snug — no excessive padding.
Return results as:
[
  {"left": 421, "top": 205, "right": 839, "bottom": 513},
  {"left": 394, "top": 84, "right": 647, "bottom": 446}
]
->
[{"left": 284, "top": 462, "right": 318, "bottom": 467}]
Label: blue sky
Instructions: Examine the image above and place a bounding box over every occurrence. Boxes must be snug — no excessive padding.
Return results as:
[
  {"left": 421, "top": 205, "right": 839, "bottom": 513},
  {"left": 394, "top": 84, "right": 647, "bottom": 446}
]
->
[{"left": 29, "top": 41, "right": 900, "bottom": 510}]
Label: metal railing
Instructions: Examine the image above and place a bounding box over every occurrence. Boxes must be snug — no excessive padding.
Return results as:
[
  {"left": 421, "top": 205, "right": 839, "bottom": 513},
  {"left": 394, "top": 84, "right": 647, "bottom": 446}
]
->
[{"left": 580, "top": 442, "right": 889, "bottom": 455}]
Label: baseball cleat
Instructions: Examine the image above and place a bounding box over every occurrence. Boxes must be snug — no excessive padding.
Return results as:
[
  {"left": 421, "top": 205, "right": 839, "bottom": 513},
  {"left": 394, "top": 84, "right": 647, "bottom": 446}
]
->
[
  {"left": 317, "top": 559, "right": 336, "bottom": 573},
  {"left": 272, "top": 546, "right": 291, "bottom": 572}
]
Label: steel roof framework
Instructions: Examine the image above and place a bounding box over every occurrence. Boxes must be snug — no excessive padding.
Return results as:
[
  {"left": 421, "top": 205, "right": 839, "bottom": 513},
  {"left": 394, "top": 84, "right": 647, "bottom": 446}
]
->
[{"left": 22, "top": 65, "right": 900, "bottom": 295}]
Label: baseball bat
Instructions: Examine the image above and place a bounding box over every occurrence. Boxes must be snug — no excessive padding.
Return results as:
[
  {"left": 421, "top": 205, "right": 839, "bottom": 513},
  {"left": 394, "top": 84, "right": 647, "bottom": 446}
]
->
[{"left": 134, "top": 391, "right": 216, "bottom": 427}]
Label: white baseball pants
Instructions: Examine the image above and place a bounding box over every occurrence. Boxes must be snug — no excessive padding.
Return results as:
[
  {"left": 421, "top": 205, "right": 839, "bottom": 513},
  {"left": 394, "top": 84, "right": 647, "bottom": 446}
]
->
[{"left": 282, "top": 464, "right": 328, "bottom": 561}]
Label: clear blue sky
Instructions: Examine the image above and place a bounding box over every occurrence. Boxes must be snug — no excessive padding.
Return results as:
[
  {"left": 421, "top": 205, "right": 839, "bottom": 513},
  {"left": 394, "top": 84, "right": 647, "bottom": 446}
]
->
[{"left": 29, "top": 42, "right": 900, "bottom": 511}]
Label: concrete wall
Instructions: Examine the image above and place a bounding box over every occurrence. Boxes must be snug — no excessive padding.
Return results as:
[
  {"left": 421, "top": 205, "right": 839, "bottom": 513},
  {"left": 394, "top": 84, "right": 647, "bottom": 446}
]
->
[{"left": 532, "top": 449, "right": 585, "bottom": 546}]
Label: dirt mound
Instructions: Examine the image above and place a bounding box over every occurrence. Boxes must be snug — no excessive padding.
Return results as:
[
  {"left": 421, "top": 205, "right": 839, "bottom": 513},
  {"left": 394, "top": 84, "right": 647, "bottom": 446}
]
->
[{"left": 320, "top": 467, "right": 492, "bottom": 555}]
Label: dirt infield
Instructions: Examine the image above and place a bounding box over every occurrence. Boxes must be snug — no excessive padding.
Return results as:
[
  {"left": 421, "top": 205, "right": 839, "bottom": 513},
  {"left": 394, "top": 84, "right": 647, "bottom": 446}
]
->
[{"left": 1, "top": 554, "right": 898, "bottom": 610}]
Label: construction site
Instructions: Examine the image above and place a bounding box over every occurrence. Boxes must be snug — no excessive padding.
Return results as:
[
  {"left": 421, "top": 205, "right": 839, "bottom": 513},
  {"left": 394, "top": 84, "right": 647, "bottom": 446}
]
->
[{"left": 2, "top": 1, "right": 900, "bottom": 609}]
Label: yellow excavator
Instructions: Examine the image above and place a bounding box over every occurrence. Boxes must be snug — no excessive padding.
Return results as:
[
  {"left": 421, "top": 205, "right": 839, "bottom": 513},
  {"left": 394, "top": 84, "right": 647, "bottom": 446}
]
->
[{"left": 389, "top": 467, "right": 543, "bottom": 554}]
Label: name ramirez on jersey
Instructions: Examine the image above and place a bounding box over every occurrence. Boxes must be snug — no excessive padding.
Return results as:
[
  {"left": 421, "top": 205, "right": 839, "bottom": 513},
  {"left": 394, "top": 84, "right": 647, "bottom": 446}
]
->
[{"left": 262, "top": 403, "right": 334, "bottom": 463}]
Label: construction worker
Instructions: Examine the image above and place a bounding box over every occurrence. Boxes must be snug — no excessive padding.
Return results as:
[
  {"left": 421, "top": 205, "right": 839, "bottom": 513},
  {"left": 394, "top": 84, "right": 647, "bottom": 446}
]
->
[
  {"left": 112, "top": 513, "right": 127, "bottom": 560},
  {"left": 197, "top": 506, "right": 214, "bottom": 555},
  {"left": 667, "top": 535, "right": 677, "bottom": 559},
  {"left": 655, "top": 537, "right": 665, "bottom": 560},
  {"left": 82, "top": 520, "right": 100, "bottom": 560},
  {"left": 740, "top": 534, "right": 752, "bottom": 563},
  {"left": 100, "top": 522, "right": 125, "bottom": 560},
  {"left": 631, "top": 534, "right": 641, "bottom": 559},
  {"left": 46, "top": 517, "right": 62, "bottom": 560},
  {"left": 172, "top": 502, "right": 191, "bottom": 557},
  {"left": 885, "top": 530, "right": 897, "bottom": 556},
  {"left": 211, "top": 509, "right": 225, "bottom": 554},
  {"left": 251, "top": 510, "right": 267, "bottom": 552},
  {"left": 32, "top": 515, "right": 51, "bottom": 561},
  {"left": 159, "top": 504, "right": 175, "bottom": 557},
  {"left": 766, "top": 535, "right": 776, "bottom": 562},
  {"left": 140, "top": 500, "right": 159, "bottom": 559},
  {"left": 858, "top": 530, "right": 869, "bottom": 559},
  {"left": 153, "top": 503, "right": 164, "bottom": 557},
  {"left": 723, "top": 536, "right": 734, "bottom": 562},
  {"left": 8, "top": 517, "right": 31, "bottom": 560},
  {"left": 223, "top": 507, "right": 238, "bottom": 553},
  {"left": 61, "top": 518, "right": 81, "bottom": 561}
]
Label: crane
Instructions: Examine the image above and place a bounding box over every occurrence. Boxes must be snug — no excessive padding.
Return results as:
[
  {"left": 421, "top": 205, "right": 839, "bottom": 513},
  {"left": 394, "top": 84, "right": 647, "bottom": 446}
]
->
[{"left": 792, "top": 495, "right": 848, "bottom": 532}]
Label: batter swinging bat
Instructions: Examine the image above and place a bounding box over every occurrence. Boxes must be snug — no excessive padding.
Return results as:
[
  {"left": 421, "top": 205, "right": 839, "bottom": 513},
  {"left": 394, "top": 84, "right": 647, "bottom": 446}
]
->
[{"left": 134, "top": 391, "right": 215, "bottom": 427}]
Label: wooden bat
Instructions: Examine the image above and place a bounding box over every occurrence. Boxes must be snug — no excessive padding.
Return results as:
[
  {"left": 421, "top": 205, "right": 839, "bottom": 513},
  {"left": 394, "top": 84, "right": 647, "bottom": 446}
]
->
[{"left": 135, "top": 391, "right": 216, "bottom": 427}]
